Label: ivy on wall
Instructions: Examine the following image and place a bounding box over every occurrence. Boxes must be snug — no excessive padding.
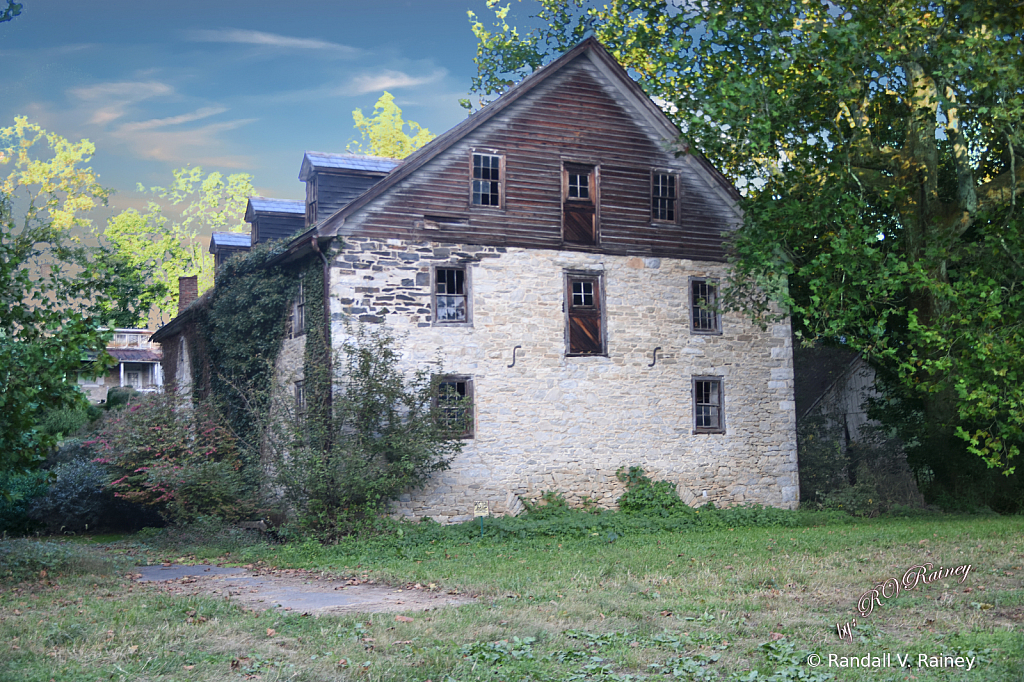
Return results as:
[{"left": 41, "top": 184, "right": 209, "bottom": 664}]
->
[{"left": 301, "top": 255, "right": 332, "bottom": 455}]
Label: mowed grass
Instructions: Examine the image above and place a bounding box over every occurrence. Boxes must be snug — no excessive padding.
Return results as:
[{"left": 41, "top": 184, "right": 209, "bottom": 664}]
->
[{"left": 1, "top": 514, "right": 1022, "bottom": 681}]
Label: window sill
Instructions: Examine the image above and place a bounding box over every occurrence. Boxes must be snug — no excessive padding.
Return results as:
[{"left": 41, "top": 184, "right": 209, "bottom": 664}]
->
[
  {"left": 432, "top": 322, "right": 473, "bottom": 329},
  {"left": 565, "top": 352, "right": 608, "bottom": 358},
  {"left": 693, "top": 429, "right": 725, "bottom": 435},
  {"left": 689, "top": 329, "right": 723, "bottom": 336}
]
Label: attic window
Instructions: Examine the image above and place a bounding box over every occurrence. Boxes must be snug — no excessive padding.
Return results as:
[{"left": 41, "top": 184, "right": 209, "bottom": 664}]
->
[
  {"left": 652, "top": 172, "right": 677, "bottom": 222},
  {"left": 563, "top": 163, "right": 597, "bottom": 245},
  {"left": 471, "top": 152, "right": 502, "bottom": 207}
]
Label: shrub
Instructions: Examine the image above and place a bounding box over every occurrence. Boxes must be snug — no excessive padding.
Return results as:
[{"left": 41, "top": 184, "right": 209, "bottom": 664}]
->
[
  {"left": 89, "top": 392, "right": 253, "bottom": 524},
  {"left": 44, "top": 437, "right": 94, "bottom": 467},
  {"left": 274, "top": 324, "right": 466, "bottom": 539},
  {"left": 0, "top": 469, "right": 48, "bottom": 534},
  {"left": 38, "top": 406, "right": 91, "bottom": 437},
  {"left": 28, "top": 460, "right": 111, "bottom": 532},
  {"left": 616, "top": 466, "right": 695, "bottom": 518},
  {"left": 104, "top": 386, "right": 139, "bottom": 410}
]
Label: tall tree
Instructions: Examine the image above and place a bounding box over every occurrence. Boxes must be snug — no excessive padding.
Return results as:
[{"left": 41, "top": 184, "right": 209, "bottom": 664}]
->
[
  {"left": 349, "top": 92, "right": 434, "bottom": 158},
  {"left": 469, "top": 2, "right": 1024, "bottom": 488},
  {"left": 101, "top": 167, "right": 254, "bottom": 322},
  {"left": 0, "top": 1, "right": 22, "bottom": 24},
  {"left": 1, "top": 117, "right": 114, "bottom": 474}
]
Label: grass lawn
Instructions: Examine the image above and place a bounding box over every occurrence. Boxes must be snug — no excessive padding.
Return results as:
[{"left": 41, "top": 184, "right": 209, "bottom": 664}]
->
[{"left": 1, "top": 513, "right": 1022, "bottom": 681}]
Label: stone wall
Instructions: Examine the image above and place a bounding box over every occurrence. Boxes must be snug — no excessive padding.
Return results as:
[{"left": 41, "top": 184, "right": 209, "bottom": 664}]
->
[{"left": 325, "top": 236, "right": 798, "bottom": 522}]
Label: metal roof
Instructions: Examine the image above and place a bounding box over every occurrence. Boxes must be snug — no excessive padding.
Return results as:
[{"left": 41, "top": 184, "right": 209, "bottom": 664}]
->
[
  {"left": 210, "top": 232, "right": 252, "bottom": 248},
  {"left": 247, "top": 197, "right": 304, "bottom": 215},
  {"left": 299, "top": 152, "right": 400, "bottom": 180}
]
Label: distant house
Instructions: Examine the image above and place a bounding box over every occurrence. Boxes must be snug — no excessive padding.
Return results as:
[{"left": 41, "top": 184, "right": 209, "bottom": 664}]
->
[
  {"left": 154, "top": 38, "right": 799, "bottom": 521},
  {"left": 78, "top": 329, "right": 163, "bottom": 403}
]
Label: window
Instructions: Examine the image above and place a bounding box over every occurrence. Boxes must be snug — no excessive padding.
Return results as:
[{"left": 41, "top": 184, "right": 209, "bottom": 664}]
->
[
  {"left": 125, "top": 371, "right": 141, "bottom": 389},
  {"left": 693, "top": 377, "right": 724, "bottom": 433},
  {"left": 294, "top": 380, "right": 306, "bottom": 419},
  {"left": 566, "top": 274, "right": 604, "bottom": 355},
  {"left": 437, "top": 376, "right": 473, "bottom": 437},
  {"left": 690, "top": 277, "right": 721, "bottom": 334},
  {"left": 433, "top": 267, "right": 469, "bottom": 324},
  {"left": 471, "top": 152, "right": 502, "bottom": 207},
  {"left": 305, "top": 176, "right": 318, "bottom": 226},
  {"left": 289, "top": 279, "right": 306, "bottom": 339},
  {"left": 652, "top": 172, "right": 677, "bottom": 222},
  {"left": 563, "top": 163, "right": 597, "bottom": 245}
]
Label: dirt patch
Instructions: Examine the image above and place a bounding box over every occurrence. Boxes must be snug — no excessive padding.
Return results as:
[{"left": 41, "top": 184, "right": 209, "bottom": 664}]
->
[{"left": 134, "top": 564, "right": 475, "bottom": 615}]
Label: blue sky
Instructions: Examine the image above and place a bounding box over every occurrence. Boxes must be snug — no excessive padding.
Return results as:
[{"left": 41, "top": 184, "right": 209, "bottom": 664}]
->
[{"left": 0, "top": 0, "right": 502, "bottom": 211}]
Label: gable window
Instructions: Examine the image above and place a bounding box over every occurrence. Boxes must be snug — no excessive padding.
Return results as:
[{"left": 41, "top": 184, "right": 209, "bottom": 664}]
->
[
  {"left": 433, "top": 266, "right": 469, "bottom": 324},
  {"left": 471, "top": 152, "right": 502, "bottom": 207},
  {"left": 437, "top": 376, "right": 473, "bottom": 438},
  {"left": 562, "top": 163, "right": 597, "bottom": 245},
  {"left": 566, "top": 273, "right": 604, "bottom": 355},
  {"left": 690, "top": 277, "right": 720, "bottom": 334},
  {"left": 289, "top": 279, "right": 305, "bottom": 339},
  {"left": 693, "top": 377, "right": 724, "bottom": 433},
  {"left": 652, "top": 172, "right": 677, "bottom": 222},
  {"left": 294, "top": 380, "right": 306, "bottom": 420}
]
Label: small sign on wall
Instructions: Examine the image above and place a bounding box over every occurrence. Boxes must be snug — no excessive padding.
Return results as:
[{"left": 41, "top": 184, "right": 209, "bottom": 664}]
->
[{"left": 473, "top": 502, "right": 490, "bottom": 518}]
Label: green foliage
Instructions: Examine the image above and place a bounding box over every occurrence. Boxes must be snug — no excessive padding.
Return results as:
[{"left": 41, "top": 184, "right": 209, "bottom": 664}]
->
[
  {"left": 275, "top": 324, "right": 466, "bottom": 539},
  {"left": 468, "top": 1, "right": 1024, "bottom": 505},
  {"left": 349, "top": 92, "right": 434, "bottom": 158},
  {"left": 100, "top": 166, "right": 254, "bottom": 321},
  {"left": 0, "top": 1, "right": 23, "bottom": 24},
  {"left": 0, "top": 469, "right": 47, "bottom": 533},
  {"left": 103, "top": 386, "right": 138, "bottom": 410},
  {"left": 27, "top": 460, "right": 111, "bottom": 533},
  {"left": 88, "top": 392, "right": 252, "bottom": 524},
  {"left": 1, "top": 117, "right": 116, "bottom": 475},
  {"left": 197, "top": 240, "right": 299, "bottom": 481},
  {"left": 38, "top": 406, "right": 92, "bottom": 438},
  {"left": 0, "top": 539, "right": 124, "bottom": 583},
  {"left": 616, "top": 465, "right": 695, "bottom": 518}
]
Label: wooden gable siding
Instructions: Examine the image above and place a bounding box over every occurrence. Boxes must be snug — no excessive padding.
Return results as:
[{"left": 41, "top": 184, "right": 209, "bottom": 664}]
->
[
  {"left": 314, "top": 171, "right": 389, "bottom": 224},
  {"left": 347, "top": 57, "right": 738, "bottom": 261},
  {"left": 255, "top": 214, "right": 305, "bottom": 244}
]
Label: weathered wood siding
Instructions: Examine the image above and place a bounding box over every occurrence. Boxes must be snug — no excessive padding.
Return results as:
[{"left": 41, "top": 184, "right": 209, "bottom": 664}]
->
[
  {"left": 313, "top": 171, "right": 389, "bottom": 224},
  {"left": 254, "top": 214, "right": 305, "bottom": 244},
  {"left": 346, "top": 56, "right": 738, "bottom": 261}
]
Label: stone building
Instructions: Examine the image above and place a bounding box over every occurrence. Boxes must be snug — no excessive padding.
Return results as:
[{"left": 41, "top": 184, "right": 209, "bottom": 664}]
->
[{"left": 153, "top": 38, "right": 798, "bottom": 521}]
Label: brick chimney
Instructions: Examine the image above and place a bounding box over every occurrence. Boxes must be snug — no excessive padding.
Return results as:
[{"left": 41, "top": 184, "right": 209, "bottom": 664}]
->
[{"left": 178, "top": 276, "right": 198, "bottom": 314}]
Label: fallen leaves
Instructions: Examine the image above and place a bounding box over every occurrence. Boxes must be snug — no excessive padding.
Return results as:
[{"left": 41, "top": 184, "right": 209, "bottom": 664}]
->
[{"left": 395, "top": 615, "right": 414, "bottom": 623}]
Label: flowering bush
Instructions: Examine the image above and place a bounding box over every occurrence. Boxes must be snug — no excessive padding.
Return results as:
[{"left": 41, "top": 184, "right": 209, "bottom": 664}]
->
[{"left": 88, "top": 392, "right": 252, "bottom": 524}]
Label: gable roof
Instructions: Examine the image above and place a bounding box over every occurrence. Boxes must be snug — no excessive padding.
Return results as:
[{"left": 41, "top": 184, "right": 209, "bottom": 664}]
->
[
  {"left": 298, "top": 152, "right": 401, "bottom": 181},
  {"left": 316, "top": 37, "right": 738, "bottom": 238},
  {"left": 210, "top": 232, "right": 251, "bottom": 248}
]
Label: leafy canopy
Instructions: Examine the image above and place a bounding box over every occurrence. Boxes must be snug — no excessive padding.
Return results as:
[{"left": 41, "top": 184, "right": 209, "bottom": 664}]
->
[
  {"left": 349, "top": 92, "right": 434, "bottom": 159},
  {"left": 1, "top": 117, "right": 114, "bottom": 474},
  {"left": 469, "top": 1, "right": 1024, "bottom": 479},
  {"left": 99, "top": 167, "right": 254, "bottom": 322}
]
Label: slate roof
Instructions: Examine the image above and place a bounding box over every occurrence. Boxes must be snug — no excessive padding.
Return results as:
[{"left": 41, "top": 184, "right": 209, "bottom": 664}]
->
[
  {"left": 107, "top": 348, "right": 162, "bottom": 363},
  {"left": 298, "top": 152, "right": 400, "bottom": 181},
  {"left": 210, "top": 232, "right": 252, "bottom": 248},
  {"left": 247, "top": 197, "right": 304, "bottom": 215}
]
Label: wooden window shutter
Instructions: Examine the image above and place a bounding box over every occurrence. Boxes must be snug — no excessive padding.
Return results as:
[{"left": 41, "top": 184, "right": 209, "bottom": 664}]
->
[
  {"left": 567, "top": 276, "right": 603, "bottom": 354},
  {"left": 563, "top": 164, "right": 596, "bottom": 245}
]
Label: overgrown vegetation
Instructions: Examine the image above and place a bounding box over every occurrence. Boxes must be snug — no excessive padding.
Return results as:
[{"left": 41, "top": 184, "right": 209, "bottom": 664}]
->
[
  {"left": 274, "top": 324, "right": 468, "bottom": 540},
  {"left": 87, "top": 391, "right": 251, "bottom": 524}
]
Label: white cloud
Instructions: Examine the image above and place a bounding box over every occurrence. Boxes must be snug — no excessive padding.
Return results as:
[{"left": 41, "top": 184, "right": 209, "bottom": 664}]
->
[
  {"left": 70, "top": 81, "right": 176, "bottom": 126},
  {"left": 119, "top": 107, "right": 228, "bottom": 132},
  {"left": 344, "top": 69, "right": 447, "bottom": 95},
  {"left": 187, "top": 28, "right": 360, "bottom": 56},
  {"left": 109, "top": 118, "right": 256, "bottom": 167}
]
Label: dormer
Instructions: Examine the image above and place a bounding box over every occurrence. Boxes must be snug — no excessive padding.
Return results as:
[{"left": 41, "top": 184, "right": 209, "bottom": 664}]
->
[
  {"left": 298, "top": 152, "right": 400, "bottom": 227},
  {"left": 209, "top": 231, "right": 252, "bottom": 270},
  {"left": 243, "top": 197, "right": 305, "bottom": 245}
]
